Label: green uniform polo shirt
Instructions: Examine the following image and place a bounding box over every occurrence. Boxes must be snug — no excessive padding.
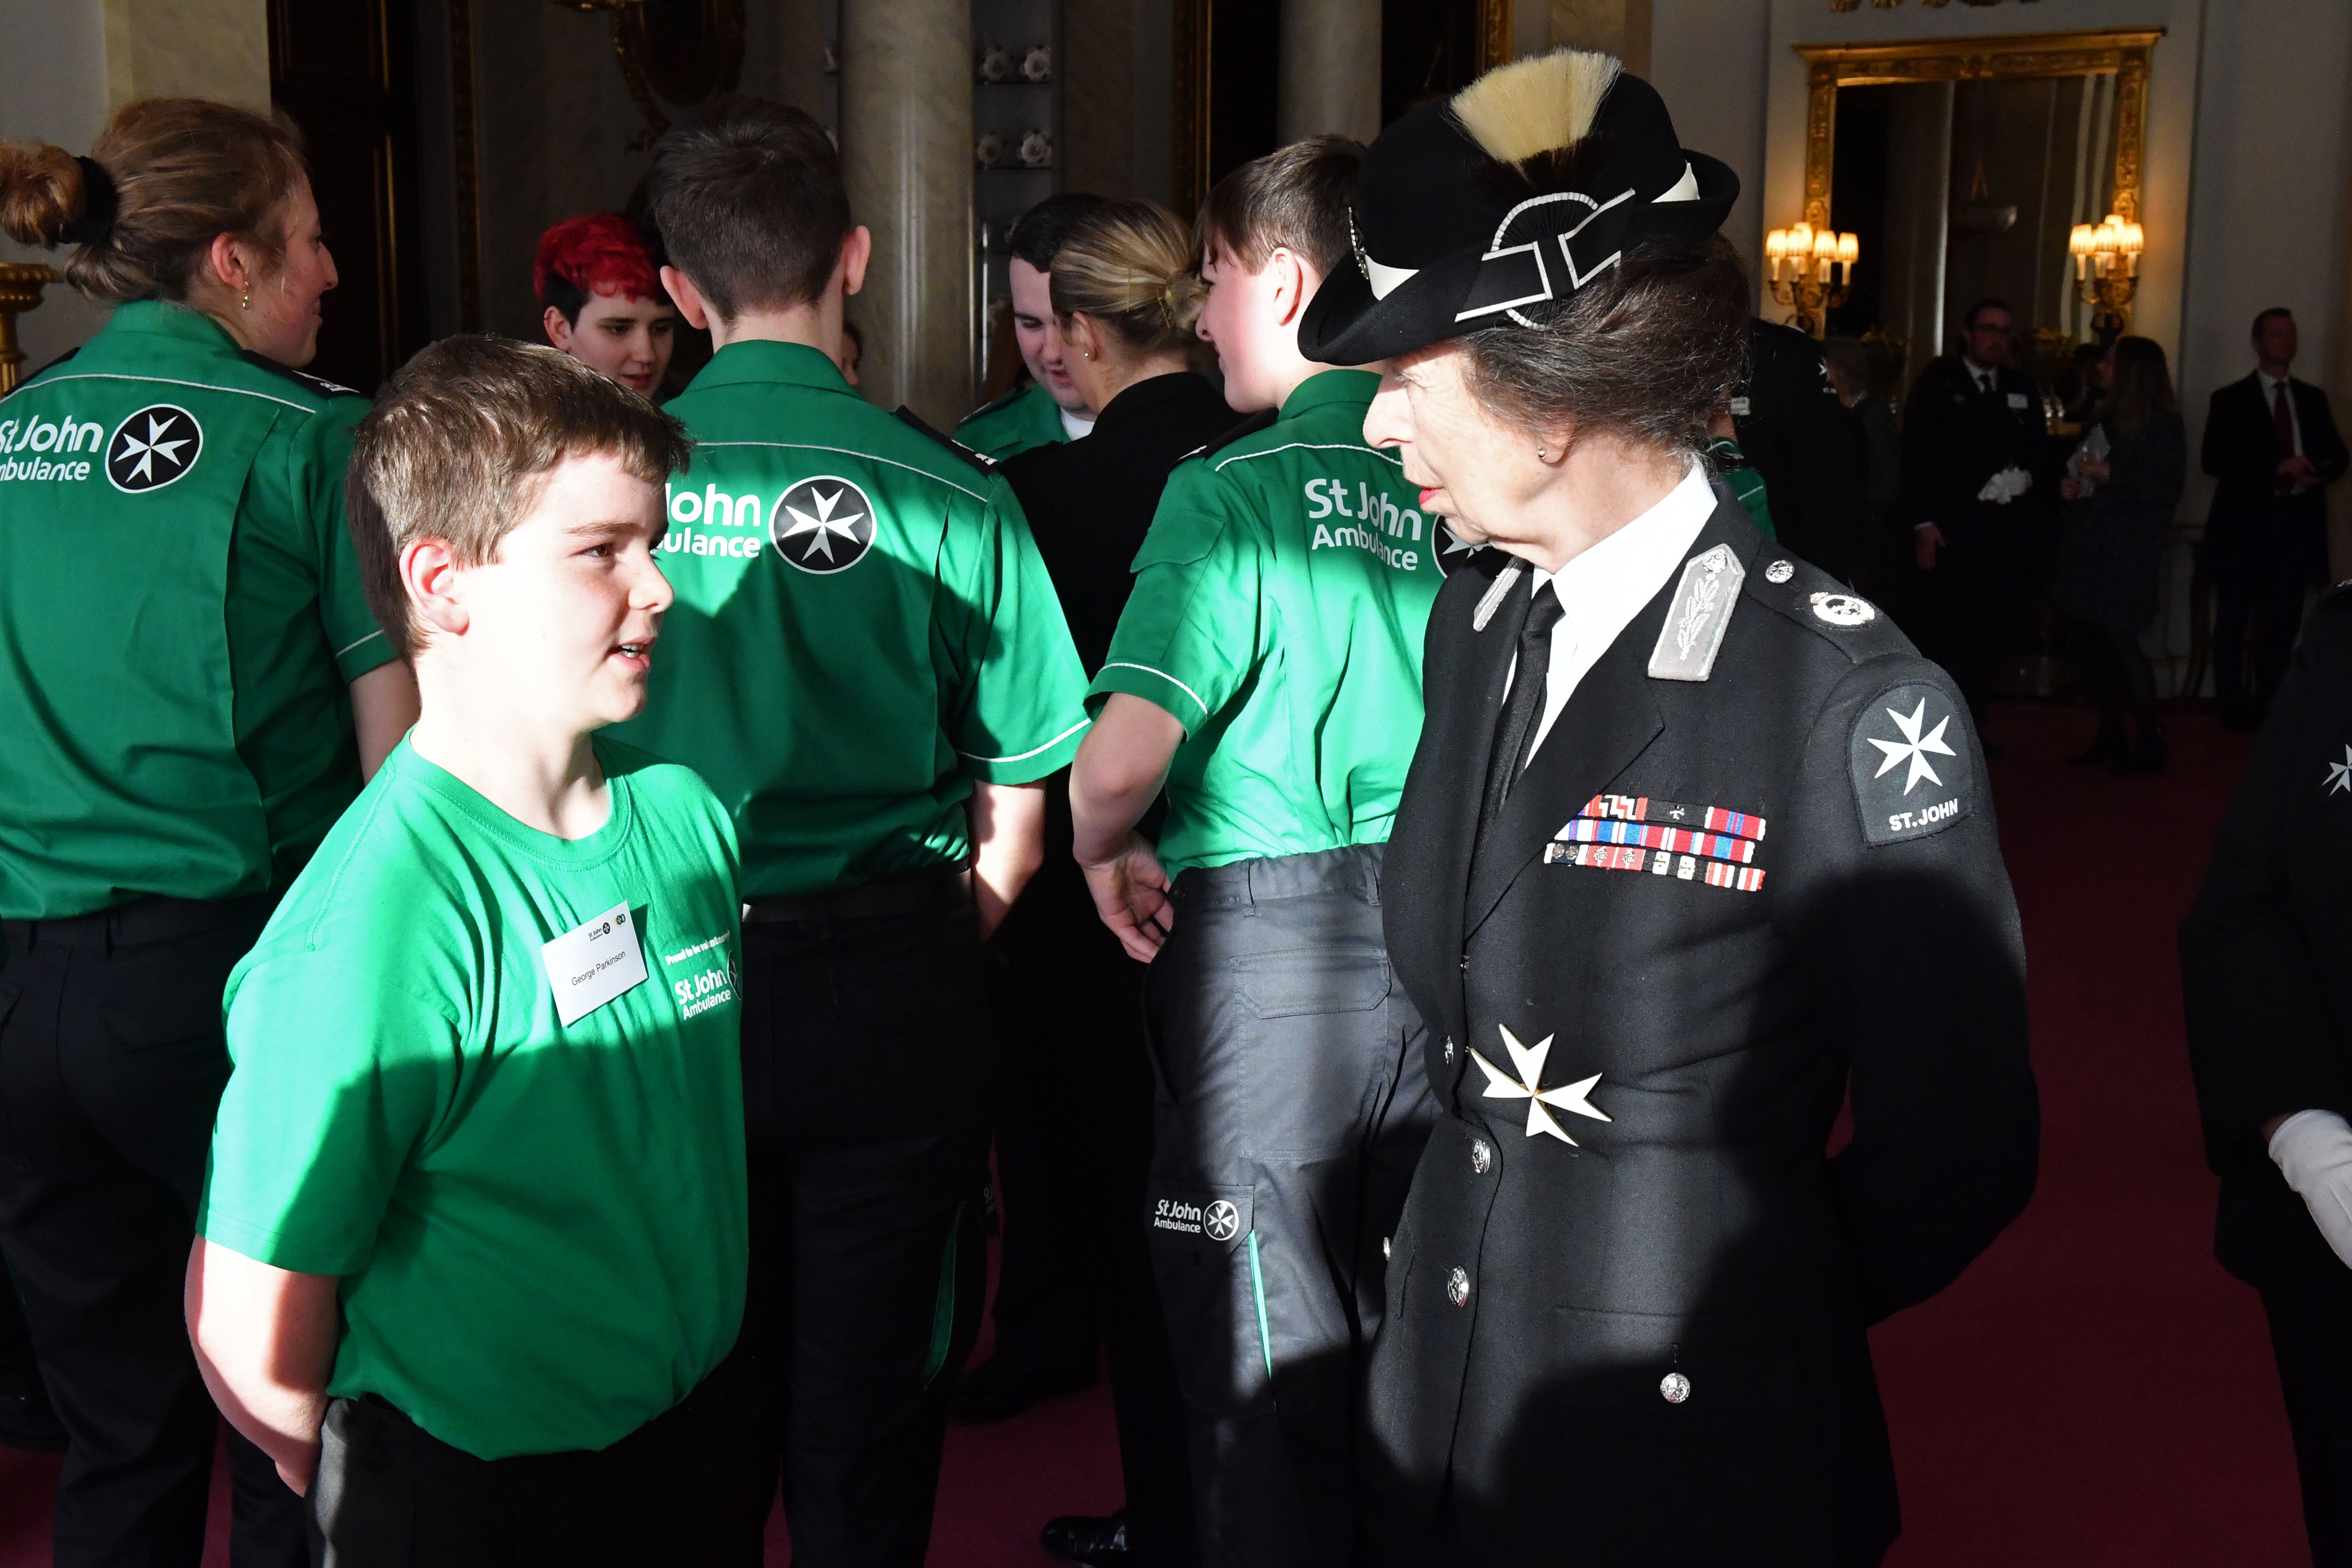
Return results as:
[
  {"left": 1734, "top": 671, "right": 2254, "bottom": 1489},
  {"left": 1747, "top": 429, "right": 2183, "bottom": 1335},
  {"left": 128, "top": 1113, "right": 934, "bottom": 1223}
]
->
[
  {"left": 610, "top": 341, "right": 1089, "bottom": 897},
  {"left": 199, "top": 736, "right": 747, "bottom": 1461},
  {"left": 1089, "top": 370, "right": 1447, "bottom": 874},
  {"left": 955, "top": 380, "right": 1068, "bottom": 461},
  {"left": 0, "top": 301, "right": 396, "bottom": 919}
]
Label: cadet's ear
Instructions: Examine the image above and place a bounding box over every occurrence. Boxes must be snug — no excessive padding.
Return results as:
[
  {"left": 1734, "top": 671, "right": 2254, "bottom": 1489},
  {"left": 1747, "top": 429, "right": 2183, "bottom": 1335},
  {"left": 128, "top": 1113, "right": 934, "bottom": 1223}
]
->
[
  {"left": 400, "top": 537, "right": 470, "bottom": 644},
  {"left": 839, "top": 225, "right": 874, "bottom": 300},
  {"left": 542, "top": 305, "right": 574, "bottom": 353},
  {"left": 661, "top": 267, "right": 712, "bottom": 333}
]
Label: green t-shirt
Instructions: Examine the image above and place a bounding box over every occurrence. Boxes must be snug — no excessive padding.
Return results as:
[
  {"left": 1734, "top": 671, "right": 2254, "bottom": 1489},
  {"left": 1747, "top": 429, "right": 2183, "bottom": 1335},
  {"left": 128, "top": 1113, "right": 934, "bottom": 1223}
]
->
[
  {"left": 955, "top": 379, "right": 1067, "bottom": 461},
  {"left": 610, "top": 341, "right": 1090, "bottom": 897},
  {"left": 199, "top": 736, "right": 748, "bottom": 1461},
  {"left": 1089, "top": 370, "right": 1448, "bottom": 874},
  {"left": 0, "top": 301, "right": 396, "bottom": 919}
]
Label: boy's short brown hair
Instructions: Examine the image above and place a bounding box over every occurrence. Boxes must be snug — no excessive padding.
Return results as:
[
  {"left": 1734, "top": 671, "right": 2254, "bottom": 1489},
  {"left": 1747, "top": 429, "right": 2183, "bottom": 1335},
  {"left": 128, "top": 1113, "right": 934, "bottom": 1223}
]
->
[
  {"left": 348, "top": 335, "right": 691, "bottom": 659},
  {"left": 1195, "top": 134, "right": 1363, "bottom": 279},
  {"left": 646, "top": 97, "right": 849, "bottom": 322}
]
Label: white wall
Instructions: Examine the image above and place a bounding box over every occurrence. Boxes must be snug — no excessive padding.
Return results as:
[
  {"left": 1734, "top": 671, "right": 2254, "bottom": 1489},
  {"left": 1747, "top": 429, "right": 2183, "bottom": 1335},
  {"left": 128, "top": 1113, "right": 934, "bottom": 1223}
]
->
[{"left": 1649, "top": 0, "right": 1772, "bottom": 276}]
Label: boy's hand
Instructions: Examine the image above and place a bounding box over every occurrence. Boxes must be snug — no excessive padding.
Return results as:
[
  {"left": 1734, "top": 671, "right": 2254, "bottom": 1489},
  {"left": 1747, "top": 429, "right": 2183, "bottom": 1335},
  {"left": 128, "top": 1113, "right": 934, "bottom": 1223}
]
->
[{"left": 1082, "top": 834, "right": 1174, "bottom": 962}]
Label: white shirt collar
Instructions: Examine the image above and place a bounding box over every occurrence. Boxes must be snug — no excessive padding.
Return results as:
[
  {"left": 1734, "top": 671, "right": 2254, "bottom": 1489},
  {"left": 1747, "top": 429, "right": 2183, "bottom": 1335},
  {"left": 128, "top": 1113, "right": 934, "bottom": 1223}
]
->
[
  {"left": 2258, "top": 367, "right": 2292, "bottom": 393},
  {"left": 1059, "top": 408, "right": 1097, "bottom": 440},
  {"left": 1517, "top": 462, "right": 1718, "bottom": 763}
]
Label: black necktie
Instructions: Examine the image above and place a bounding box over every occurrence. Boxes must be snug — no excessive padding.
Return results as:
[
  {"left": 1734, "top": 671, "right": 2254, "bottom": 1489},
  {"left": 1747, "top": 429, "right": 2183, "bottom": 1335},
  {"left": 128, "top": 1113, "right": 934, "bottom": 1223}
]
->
[{"left": 1479, "top": 585, "right": 1568, "bottom": 834}]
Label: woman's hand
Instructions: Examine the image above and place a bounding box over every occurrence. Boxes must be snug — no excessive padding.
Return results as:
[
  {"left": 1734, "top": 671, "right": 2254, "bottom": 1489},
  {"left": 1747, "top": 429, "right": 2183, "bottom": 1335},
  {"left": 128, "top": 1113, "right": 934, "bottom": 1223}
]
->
[
  {"left": 1081, "top": 833, "right": 1175, "bottom": 963},
  {"left": 2060, "top": 477, "right": 2082, "bottom": 501},
  {"left": 2078, "top": 456, "right": 2111, "bottom": 484}
]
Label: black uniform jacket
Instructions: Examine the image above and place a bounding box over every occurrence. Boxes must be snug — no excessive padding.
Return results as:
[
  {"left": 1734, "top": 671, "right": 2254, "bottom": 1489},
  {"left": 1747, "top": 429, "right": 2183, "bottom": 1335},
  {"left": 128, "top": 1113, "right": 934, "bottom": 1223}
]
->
[
  {"left": 2199, "top": 373, "right": 2349, "bottom": 584},
  {"left": 1733, "top": 319, "right": 1870, "bottom": 582},
  {"left": 2183, "top": 586, "right": 2352, "bottom": 1300},
  {"left": 1364, "top": 489, "right": 2039, "bottom": 1566},
  {"left": 1899, "top": 355, "right": 2053, "bottom": 539}
]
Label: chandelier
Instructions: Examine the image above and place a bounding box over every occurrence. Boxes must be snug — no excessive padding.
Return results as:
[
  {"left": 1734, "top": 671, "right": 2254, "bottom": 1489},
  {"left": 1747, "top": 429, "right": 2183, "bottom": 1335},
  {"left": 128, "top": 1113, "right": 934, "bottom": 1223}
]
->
[
  {"left": 2067, "top": 212, "right": 2143, "bottom": 338},
  {"left": 1763, "top": 221, "right": 1859, "bottom": 339}
]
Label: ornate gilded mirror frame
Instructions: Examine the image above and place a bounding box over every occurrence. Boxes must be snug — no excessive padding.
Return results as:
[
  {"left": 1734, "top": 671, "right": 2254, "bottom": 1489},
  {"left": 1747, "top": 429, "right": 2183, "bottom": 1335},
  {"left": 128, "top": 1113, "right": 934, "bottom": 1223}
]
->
[{"left": 1794, "top": 27, "right": 2163, "bottom": 233}]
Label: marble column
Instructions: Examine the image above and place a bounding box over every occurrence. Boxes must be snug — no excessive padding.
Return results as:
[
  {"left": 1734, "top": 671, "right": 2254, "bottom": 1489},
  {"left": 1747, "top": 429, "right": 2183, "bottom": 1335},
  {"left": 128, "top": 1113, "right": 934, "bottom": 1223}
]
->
[
  {"left": 841, "top": 0, "right": 973, "bottom": 425},
  {"left": 1277, "top": 0, "right": 1379, "bottom": 147}
]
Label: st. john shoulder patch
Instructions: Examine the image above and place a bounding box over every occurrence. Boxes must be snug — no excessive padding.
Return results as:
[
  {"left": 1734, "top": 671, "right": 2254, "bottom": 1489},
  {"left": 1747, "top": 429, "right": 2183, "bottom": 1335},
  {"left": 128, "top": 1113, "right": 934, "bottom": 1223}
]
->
[{"left": 1849, "top": 682, "right": 1975, "bottom": 845}]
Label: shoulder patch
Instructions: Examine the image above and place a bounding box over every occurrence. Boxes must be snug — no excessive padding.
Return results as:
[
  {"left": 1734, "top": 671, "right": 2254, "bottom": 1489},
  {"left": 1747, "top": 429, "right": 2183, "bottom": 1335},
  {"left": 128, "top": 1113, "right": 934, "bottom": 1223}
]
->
[
  {"left": 1648, "top": 543, "right": 1744, "bottom": 681},
  {"left": 1204, "top": 408, "right": 1279, "bottom": 457},
  {"left": 4, "top": 346, "right": 79, "bottom": 400},
  {"left": 239, "top": 350, "right": 363, "bottom": 401},
  {"left": 1849, "top": 681, "right": 1975, "bottom": 845},
  {"left": 893, "top": 405, "right": 997, "bottom": 475}
]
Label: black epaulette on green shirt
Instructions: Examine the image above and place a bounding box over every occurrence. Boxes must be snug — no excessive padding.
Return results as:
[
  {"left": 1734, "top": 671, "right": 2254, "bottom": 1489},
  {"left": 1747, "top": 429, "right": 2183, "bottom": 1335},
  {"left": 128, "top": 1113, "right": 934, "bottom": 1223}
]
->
[
  {"left": 240, "top": 349, "right": 365, "bottom": 402},
  {"left": 893, "top": 405, "right": 999, "bottom": 475},
  {"left": 1177, "top": 408, "right": 1279, "bottom": 466}
]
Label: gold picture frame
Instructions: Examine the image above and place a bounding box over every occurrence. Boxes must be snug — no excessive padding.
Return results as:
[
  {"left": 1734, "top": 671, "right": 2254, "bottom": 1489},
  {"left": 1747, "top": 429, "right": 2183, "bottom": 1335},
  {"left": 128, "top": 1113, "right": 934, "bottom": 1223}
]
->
[{"left": 1794, "top": 28, "right": 2162, "bottom": 233}]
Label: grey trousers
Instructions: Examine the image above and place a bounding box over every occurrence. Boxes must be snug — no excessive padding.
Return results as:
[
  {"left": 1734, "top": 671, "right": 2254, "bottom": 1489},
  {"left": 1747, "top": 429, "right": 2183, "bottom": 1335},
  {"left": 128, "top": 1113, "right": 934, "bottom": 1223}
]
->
[{"left": 1143, "top": 844, "right": 1434, "bottom": 1568}]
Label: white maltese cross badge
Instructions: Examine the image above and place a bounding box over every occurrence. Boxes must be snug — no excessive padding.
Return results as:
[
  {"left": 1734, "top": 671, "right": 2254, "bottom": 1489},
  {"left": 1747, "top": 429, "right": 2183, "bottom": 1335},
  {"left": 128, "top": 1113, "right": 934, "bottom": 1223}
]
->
[{"left": 1467, "top": 1026, "right": 1613, "bottom": 1144}]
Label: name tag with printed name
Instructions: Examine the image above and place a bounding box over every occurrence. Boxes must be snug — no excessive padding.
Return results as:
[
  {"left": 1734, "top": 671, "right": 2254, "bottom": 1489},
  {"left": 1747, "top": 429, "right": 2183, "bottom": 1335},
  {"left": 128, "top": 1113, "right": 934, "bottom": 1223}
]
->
[
  {"left": 2006, "top": 392, "right": 2030, "bottom": 410},
  {"left": 541, "top": 901, "right": 648, "bottom": 1026}
]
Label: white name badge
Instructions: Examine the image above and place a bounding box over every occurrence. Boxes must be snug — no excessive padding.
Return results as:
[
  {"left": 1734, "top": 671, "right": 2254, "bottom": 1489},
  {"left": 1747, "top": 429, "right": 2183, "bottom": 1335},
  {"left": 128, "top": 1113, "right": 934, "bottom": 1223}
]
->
[
  {"left": 541, "top": 901, "right": 648, "bottom": 1026},
  {"left": 2006, "top": 392, "right": 2030, "bottom": 410}
]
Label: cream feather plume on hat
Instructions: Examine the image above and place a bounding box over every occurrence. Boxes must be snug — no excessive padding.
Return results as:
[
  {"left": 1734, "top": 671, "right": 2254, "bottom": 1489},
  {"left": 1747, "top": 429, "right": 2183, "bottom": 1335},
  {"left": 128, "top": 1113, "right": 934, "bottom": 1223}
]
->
[{"left": 1448, "top": 49, "right": 1622, "bottom": 166}]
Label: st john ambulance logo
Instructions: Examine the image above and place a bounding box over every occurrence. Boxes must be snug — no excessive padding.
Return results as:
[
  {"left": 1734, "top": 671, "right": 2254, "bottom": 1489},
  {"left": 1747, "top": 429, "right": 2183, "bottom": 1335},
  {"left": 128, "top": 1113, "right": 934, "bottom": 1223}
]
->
[
  {"left": 771, "top": 475, "right": 876, "bottom": 574},
  {"left": 1203, "top": 1200, "right": 1241, "bottom": 1243},
  {"left": 1849, "top": 683, "right": 1975, "bottom": 846},
  {"left": 106, "top": 405, "right": 201, "bottom": 493}
]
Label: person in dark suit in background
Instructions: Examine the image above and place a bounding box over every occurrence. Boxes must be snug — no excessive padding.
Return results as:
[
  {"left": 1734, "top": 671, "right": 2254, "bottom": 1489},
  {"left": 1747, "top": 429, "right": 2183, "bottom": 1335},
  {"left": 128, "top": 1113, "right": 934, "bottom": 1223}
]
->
[
  {"left": 1902, "top": 298, "right": 2055, "bottom": 730},
  {"left": 2201, "top": 307, "right": 2349, "bottom": 730},
  {"left": 1733, "top": 318, "right": 1869, "bottom": 582},
  {"left": 1825, "top": 336, "right": 1904, "bottom": 604},
  {"left": 2053, "top": 336, "right": 2186, "bottom": 773},
  {"left": 991, "top": 199, "right": 1233, "bottom": 1568},
  {"left": 1301, "top": 51, "right": 2038, "bottom": 1565},
  {"left": 2183, "top": 584, "right": 2352, "bottom": 1566}
]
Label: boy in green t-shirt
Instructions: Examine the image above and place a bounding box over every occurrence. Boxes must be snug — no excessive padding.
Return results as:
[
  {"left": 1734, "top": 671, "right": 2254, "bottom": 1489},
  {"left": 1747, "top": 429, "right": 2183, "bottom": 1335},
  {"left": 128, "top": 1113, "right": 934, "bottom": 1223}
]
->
[
  {"left": 1068, "top": 139, "right": 1441, "bottom": 1567},
  {"left": 185, "top": 337, "right": 752, "bottom": 1566}
]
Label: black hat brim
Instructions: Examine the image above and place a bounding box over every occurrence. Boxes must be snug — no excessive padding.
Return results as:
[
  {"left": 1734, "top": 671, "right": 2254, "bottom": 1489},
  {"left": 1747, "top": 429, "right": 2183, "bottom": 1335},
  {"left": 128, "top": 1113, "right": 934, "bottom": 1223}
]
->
[{"left": 1302, "top": 150, "right": 1740, "bottom": 365}]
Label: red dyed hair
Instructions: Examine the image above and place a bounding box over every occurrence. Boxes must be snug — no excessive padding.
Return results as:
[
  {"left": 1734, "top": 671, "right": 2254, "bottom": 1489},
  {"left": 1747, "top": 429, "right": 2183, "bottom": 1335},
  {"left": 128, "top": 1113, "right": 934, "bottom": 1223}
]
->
[{"left": 533, "top": 212, "right": 662, "bottom": 316}]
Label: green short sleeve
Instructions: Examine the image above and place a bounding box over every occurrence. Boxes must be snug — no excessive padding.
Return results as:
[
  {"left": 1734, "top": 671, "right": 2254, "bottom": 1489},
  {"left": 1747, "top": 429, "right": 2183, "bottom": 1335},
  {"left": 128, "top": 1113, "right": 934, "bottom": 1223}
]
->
[
  {"left": 937, "top": 480, "right": 1092, "bottom": 783},
  {"left": 1088, "top": 479, "right": 1262, "bottom": 734},
  {"left": 199, "top": 955, "right": 456, "bottom": 1276},
  {"left": 293, "top": 401, "right": 398, "bottom": 681}
]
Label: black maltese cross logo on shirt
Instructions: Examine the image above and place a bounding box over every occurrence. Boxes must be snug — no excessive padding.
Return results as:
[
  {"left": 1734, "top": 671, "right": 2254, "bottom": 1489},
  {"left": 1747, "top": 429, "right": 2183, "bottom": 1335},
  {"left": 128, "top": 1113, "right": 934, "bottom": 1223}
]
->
[
  {"left": 106, "top": 405, "right": 202, "bottom": 493},
  {"left": 771, "top": 476, "right": 877, "bottom": 574}
]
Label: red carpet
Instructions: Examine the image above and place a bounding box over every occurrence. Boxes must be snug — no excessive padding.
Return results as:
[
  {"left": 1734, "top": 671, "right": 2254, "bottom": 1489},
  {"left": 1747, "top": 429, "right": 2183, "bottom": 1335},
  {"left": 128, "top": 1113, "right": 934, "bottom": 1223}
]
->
[{"left": 0, "top": 704, "right": 2310, "bottom": 1563}]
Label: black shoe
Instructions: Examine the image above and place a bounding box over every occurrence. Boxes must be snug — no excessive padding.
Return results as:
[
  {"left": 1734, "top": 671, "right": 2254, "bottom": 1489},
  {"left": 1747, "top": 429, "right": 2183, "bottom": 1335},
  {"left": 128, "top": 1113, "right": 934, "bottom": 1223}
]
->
[
  {"left": 2067, "top": 732, "right": 2124, "bottom": 767},
  {"left": 947, "top": 1353, "right": 1096, "bottom": 1425},
  {"left": 0, "top": 1388, "right": 67, "bottom": 1453},
  {"left": 2114, "top": 735, "right": 2170, "bottom": 776},
  {"left": 1042, "top": 1509, "right": 1130, "bottom": 1566}
]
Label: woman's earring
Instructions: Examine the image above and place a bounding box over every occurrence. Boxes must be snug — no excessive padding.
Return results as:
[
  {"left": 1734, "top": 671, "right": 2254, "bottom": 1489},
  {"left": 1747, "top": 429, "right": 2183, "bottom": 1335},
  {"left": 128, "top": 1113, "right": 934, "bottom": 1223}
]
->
[
  {"left": 1535, "top": 445, "right": 1547, "bottom": 460},
  {"left": 240, "top": 285, "right": 251, "bottom": 311}
]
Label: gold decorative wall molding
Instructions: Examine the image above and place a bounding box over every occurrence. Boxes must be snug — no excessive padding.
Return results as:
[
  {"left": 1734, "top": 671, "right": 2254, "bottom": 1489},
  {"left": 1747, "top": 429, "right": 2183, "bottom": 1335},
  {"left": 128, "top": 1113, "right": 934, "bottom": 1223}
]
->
[
  {"left": 1794, "top": 28, "right": 2162, "bottom": 232},
  {"left": 1478, "top": 0, "right": 1516, "bottom": 73},
  {"left": 0, "top": 265, "right": 63, "bottom": 395}
]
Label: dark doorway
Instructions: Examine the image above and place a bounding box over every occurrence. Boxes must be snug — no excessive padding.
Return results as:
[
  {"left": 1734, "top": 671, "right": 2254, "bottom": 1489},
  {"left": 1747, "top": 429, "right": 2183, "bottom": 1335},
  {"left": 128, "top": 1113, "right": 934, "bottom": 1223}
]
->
[
  {"left": 269, "top": 0, "right": 430, "bottom": 392},
  {"left": 1206, "top": 0, "right": 1282, "bottom": 189},
  {"left": 1382, "top": 0, "right": 1479, "bottom": 127},
  {"left": 1825, "top": 84, "right": 1890, "bottom": 338}
]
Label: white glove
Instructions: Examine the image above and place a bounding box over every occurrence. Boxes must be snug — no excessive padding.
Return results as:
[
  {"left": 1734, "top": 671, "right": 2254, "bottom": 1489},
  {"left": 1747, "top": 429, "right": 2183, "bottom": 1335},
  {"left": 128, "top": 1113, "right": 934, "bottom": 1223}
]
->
[
  {"left": 2269, "top": 1109, "right": 2352, "bottom": 1269},
  {"left": 1974, "top": 466, "right": 2033, "bottom": 505}
]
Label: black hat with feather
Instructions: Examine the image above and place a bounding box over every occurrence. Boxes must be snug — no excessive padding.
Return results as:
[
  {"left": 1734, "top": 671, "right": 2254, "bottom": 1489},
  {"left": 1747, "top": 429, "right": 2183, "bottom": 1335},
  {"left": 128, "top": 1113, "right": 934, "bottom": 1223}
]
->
[{"left": 1300, "top": 50, "right": 1738, "bottom": 365}]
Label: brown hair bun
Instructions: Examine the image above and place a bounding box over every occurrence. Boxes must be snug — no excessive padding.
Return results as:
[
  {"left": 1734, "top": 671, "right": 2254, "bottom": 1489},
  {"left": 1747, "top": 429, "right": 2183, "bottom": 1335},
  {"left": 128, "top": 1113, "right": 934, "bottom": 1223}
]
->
[{"left": 0, "top": 142, "right": 89, "bottom": 249}]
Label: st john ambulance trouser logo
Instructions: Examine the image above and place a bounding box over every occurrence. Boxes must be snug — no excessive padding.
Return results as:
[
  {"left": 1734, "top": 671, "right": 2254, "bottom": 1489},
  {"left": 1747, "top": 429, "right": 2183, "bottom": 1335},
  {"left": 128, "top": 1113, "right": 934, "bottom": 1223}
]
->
[
  {"left": 106, "top": 405, "right": 202, "bottom": 493},
  {"left": 771, "top": 475, "right": 877, "bottom": 573},
  {"left": 1203, "top": 1200, "right": 1241, "bottom": 1242}
]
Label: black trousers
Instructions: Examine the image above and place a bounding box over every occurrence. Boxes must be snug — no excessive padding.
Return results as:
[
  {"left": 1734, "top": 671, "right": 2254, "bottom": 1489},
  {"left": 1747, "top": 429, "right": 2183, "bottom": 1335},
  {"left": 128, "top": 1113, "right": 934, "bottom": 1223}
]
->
[
  {"left": 2069, "top": 616, "right": 2160, "bottom": 753},
  {"left": 734, "top": 898, "right": 991, "bottom": 1568},
  {"left": 311, "top": 1348, "right": 760, "bottom": 1567},
  {"left": 0, "top": 898, "right": 309, "bottom": 1568},
  {"left": 1915, "top": 520, "right": 2015, "bottom": 721},
  {"left": 990, "top": 847, "right": 1198, "bottom": 1563},
  {"left": 1144, "top": 845, "right": 1435, "bottom": 1568},
  {"left": 2265, "top": 1288, "right": 2352, "bottom": 1567},
  {"left": 2212, "top": 554, "right": 2311, "bottom": 724}
]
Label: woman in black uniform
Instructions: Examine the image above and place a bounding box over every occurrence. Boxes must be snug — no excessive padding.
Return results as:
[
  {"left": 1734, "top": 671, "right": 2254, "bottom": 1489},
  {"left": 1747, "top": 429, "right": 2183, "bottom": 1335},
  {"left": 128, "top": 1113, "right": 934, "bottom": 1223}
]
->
[
  {"left": 0, "top": 100, "right": 416, "bottom": 1566},
  {"left": 992, "top": 199, "right": 1232, "bottom": 1568}
]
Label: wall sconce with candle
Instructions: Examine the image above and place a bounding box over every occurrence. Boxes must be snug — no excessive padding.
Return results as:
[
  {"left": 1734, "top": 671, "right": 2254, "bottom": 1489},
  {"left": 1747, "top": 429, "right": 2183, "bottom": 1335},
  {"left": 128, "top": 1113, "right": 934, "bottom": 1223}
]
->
[
  {"left": 1764, "top": 220, "right": 1858, "bottom": 340},
  {"left": 2068, "top": 212, "right": 2143, "bottom": 342}
]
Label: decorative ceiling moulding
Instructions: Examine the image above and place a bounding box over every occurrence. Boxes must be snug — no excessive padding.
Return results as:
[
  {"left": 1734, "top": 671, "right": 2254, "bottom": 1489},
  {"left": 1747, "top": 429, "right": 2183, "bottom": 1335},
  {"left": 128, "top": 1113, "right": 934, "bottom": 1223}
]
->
[
  {"left": 1829, "top": 0, "right": 2045, "bottom": 10},
  {"left": 1793, "top": 28, "right": 2161, "bottom": 232}
]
